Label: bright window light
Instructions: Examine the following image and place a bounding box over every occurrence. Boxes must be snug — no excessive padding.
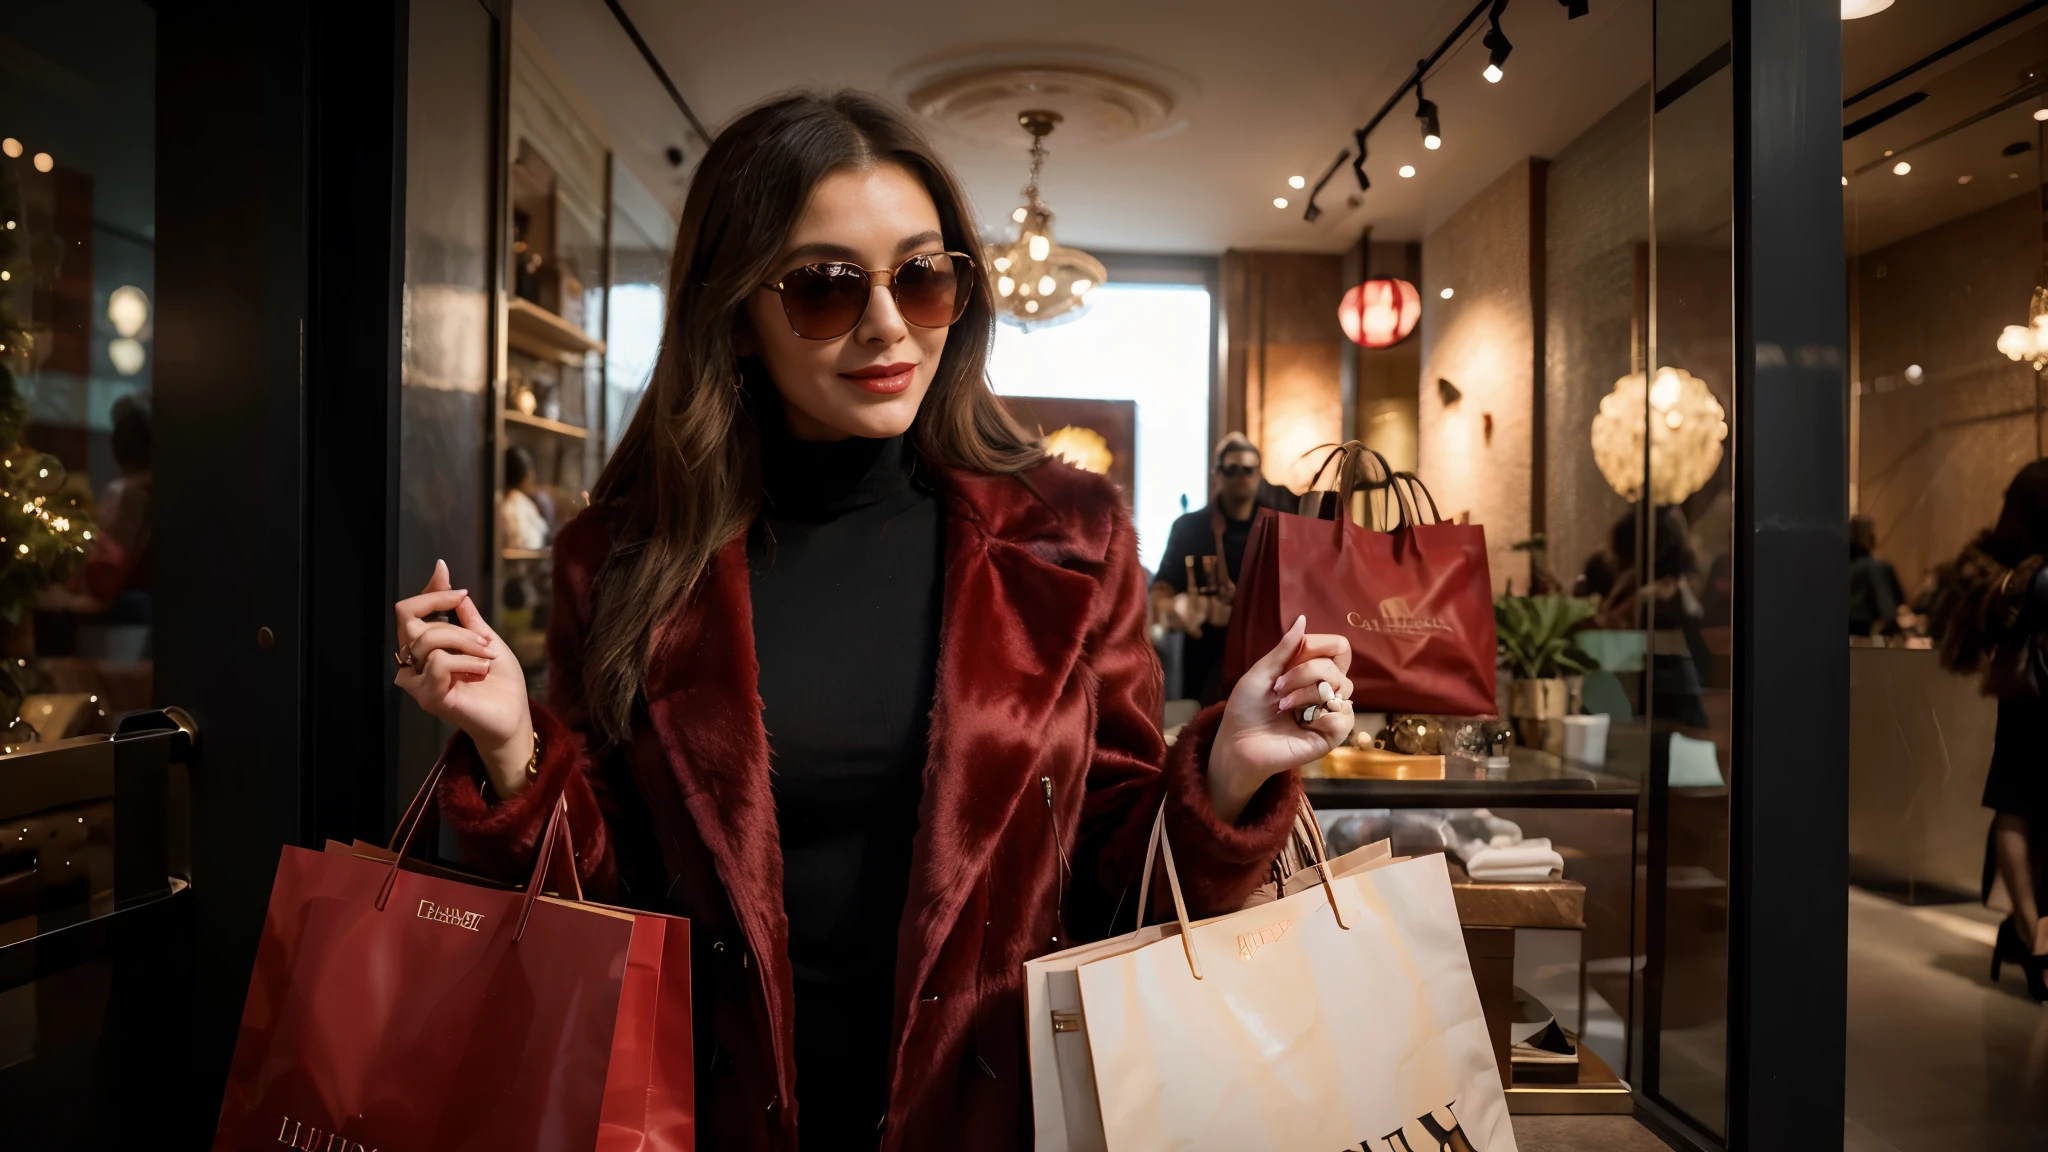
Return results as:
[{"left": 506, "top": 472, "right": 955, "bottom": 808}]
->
[{"left": 989, "top": 284, "right": 1212, "bottom": 568}]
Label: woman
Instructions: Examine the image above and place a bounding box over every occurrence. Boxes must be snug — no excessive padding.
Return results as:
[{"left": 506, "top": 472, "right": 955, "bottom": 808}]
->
[
  {"left": 1935, "top": 460, "right": 2048, "bottom": 1001},
  {"left": 390, "top": 92, "right": 1355, "bottom": 1150}
]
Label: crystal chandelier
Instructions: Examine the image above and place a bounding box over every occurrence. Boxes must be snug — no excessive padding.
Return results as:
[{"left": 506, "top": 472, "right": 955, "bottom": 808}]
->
[
  {"left": 986, "top": 111, "right": 1105, "bottom": 329},
  {"left": 1996, "top": 286, "right": 2048, "bottom": 370}
]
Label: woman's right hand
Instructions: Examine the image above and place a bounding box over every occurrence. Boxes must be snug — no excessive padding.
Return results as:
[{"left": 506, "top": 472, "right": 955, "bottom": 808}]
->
[{"left": 394, "top": 560, "right": 536, "bottom": 799}]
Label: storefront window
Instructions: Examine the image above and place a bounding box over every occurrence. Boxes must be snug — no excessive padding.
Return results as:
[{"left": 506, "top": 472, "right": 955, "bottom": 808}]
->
[
  {"left": 988, "top": 282, "right": 1213, "bottom": 563},
  {"left": 1640, "top": 0, "right": 1736, "bottom": 1132},
  {"left": 0, "top": 3, "right": 157, "bottom": 743}
]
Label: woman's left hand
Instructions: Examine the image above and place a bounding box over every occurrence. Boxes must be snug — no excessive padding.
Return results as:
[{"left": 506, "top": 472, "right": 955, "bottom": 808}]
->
[{"left": 1206, "top": 615, "right": 1356, "bottom": 822}]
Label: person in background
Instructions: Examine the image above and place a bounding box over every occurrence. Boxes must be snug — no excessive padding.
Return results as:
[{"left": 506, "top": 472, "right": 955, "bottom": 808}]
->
[
  {"left": 1594, "top": 505, "right": 1708, "bottom": 727},
  {"left": 499, "top": 445, "right": 551, "bottom": 551},
  {"left": 81, "top": 393, "right": 154, "bottom": 616},
  {"left": 1151, "top": 433, "right": 1293, "bottom": 704},
  {"left": 1932, "top": 460, "right": 2048, "bottom": 1000},
  {"left": 1848, "top": 514, "right": 1908, "bottom": 637}
]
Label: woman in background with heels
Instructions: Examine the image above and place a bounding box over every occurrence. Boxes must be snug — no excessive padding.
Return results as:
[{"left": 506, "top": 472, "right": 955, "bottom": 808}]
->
[{"left": 1936, "top": 459, "right": 2048, "bottom": 1001}]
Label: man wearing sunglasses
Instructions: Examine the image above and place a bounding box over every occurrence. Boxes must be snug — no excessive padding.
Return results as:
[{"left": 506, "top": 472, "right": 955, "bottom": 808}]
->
[{"left": 1151, "top": 434, "right": 1296, "bottom": 704}]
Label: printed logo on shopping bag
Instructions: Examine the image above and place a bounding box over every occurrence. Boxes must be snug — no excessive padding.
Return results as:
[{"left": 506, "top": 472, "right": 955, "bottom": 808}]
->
[
  {"left": 416, "top": 899, "right": 486, "bottom": 932},
  {"left": 1236, "top": 918, "right": 1293, "bottom": 962},
  {"left": 1345, "top": 598, "right": 1453, "bottom": 637},
  {"left": 277, "top": 1114, "right": 380, "bottom": 1152},
  {"left": 1344, "top": 1100, "right": 1479, "bottom": 1152}
]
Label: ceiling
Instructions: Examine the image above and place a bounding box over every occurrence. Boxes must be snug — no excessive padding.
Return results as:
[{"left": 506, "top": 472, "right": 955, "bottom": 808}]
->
[
  {"left": 537, "top": 0, "right": 1655, "bottom": 255},
  {"left": 1843, "top": 0, "right": 2048, "bottom": 254}
]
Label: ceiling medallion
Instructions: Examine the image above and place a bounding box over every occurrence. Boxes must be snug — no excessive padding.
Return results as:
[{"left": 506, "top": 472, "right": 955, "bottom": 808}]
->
[
  {"left": 986, "top": 111, "right": 1106, "bottom": 330},
  {"left": 901, "top": 57, "right": 1183, "bottom": 148}
]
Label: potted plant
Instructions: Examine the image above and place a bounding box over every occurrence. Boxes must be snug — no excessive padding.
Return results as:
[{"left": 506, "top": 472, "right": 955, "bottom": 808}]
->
[{"left": 1494, "top": 594, "right": 1598, "bottom": 752}]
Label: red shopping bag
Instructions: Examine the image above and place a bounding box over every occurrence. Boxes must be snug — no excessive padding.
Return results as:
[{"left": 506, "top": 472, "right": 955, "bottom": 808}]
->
[
  {"left": 211, "top": 753, "right": 693, "bottom": 1152},
  {"left": 1225, "top": 442, "right": 1497, "bottom": 716}
]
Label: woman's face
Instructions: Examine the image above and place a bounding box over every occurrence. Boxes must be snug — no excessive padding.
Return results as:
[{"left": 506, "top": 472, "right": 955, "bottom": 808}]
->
[{"left": 742, "top": 163, "right": 952, "bottom": 441}]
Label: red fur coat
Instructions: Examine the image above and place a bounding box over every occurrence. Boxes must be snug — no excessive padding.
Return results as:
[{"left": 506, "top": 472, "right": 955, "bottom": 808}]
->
[{"left": 436, "top": 458, "right": 1302, "bottom": 1151}]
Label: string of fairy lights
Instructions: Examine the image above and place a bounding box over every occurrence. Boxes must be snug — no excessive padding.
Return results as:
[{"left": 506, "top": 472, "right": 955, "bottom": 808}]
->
[{"left": 1298, "top": 0, "right": 1590, "bottom": 224}]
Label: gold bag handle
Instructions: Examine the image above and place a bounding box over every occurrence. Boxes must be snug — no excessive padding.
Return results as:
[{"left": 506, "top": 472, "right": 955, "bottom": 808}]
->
[{"left": 1133, "top": 793, "right": 1351, "bottom": 981}]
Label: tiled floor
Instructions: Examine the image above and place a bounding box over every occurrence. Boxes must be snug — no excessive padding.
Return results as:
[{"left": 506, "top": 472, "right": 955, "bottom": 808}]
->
[
  {"left": 1512, "top": 1115, "right": 1673, "bottom": 1151},
  {"left": 1844, "top": 887, "right": 2048, "bottom": 1150}
]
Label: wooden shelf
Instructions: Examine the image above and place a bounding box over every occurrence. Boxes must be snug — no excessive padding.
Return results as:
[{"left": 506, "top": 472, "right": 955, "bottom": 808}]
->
[
  {"left": 504, "top": 408, "right": 590, "bottom": 439},
  {"left": 507, "top": 297, "right": 605, "bottom": 362},
  {"left": 501, "top": 548, "right": 551, "bottom": 561}
]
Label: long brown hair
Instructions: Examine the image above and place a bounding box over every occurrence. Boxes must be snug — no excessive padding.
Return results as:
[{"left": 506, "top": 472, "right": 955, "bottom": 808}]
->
[{"left": 582, "top": 90, "right": 1040, "bottom": 743}]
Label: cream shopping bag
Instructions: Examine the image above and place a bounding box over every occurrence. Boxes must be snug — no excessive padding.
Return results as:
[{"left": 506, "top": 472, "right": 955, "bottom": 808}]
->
[{"left": 1025, "top": 804, "right": 1403, "bottom": 1152}]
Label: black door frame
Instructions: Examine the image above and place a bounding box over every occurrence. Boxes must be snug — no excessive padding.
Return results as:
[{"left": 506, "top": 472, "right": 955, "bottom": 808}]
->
[
  {"left": 155, "top": 0, "right": 408, "bottom": 1135},
  {"left": 1634, "top": 1, "right": 1850, "bottom": 1148}
]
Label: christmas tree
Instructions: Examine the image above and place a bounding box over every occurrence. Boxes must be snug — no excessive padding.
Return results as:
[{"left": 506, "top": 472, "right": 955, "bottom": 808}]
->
[{"left": 0, "top": 164, "right": 97, "bottom": 731}]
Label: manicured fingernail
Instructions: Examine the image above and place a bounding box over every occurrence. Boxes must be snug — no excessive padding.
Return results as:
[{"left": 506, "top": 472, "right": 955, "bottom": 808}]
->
[
  {"left": 1317, "top": 681, "right": 1335, "bottom": 704},
  {"left": 1294, "top": 615, "right": 1307, "bottom": 630}
]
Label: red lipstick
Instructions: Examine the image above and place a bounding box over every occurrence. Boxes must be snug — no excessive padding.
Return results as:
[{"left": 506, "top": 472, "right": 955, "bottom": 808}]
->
[{"left": 840, "top": 361, "right": 917, "bottom": 395}]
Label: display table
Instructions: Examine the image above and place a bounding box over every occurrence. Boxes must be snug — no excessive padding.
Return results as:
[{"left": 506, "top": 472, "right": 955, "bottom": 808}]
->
[
  {"left": 1304, "top": 745, "right": 1640, "bottom": 811},
  {"left": 1309, "top": 745, "right": 1640, "bottom": 1114}
]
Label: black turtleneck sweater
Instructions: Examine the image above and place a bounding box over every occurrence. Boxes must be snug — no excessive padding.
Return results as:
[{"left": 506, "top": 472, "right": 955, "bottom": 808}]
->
[{"left": 749, "top": 417, "right": 944, "bottom": 1147}]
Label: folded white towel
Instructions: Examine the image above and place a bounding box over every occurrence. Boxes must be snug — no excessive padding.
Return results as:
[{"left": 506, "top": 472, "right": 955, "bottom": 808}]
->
[{"left": 1460, "top": 839, "right": 1564, "bottom": 882}]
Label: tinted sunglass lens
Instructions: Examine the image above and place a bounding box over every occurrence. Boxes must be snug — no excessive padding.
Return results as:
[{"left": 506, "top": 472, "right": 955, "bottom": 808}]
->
[
  {"left": 1220, "top": 465, "right": 1258, "bottom": 477},
  {"left": 781, "top": 263, "right": 870, "bottom": 339},
  {"left": 894, "top": 254, "right": 971, "bottom": 328}
]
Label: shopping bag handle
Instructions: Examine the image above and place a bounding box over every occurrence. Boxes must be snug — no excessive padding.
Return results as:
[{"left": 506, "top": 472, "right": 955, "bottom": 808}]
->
[
  {"left": 375, "top": 742, "right": 585, "bottom": 941},
  {"left": 1302, "top": 441, "right": 1433, "bottom": 537},
  {"left": 1132, "top": 804, "right": 1203, "bottom": 980},
  {"left": 1130, "top": 793, "right": 1354, "bottom": 981}
]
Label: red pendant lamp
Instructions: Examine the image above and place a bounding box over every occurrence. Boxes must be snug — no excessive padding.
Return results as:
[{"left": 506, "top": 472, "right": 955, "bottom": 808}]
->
[{"left": 1338, "top": 278, "right": 1422, "bottom": 348}]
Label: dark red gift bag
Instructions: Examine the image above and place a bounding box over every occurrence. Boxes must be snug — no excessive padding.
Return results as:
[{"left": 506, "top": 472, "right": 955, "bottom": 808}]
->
[
  {"left": 211, "top": 753, "right": 693, "bottom": 1152},
  {"left": 1225, "top": 442, "right": 1498, "bottom": 717}
]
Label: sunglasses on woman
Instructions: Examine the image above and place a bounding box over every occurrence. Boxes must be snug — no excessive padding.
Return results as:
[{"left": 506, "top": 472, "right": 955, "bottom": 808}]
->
[{"left": 759, "top": 251, "right": 977, "bottom": 340}]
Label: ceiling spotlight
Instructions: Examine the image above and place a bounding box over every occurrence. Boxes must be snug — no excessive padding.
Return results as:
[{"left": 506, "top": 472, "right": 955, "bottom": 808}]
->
[
  {"left": 1274, "top": 197, "right": 1289, "bottom": 209},
  {"left": 1288, "top": 175, "right": 1306, "bottom": 189},
  {"left": 1840, "top": 0, "right": 1894, "bottom": 17},
  {"left": 2036, "top": 109, "right": 2048, "bottom": 122},
  {"left": 1415, "top": 74, "right": 1442, "bottom": 150},
  {"left": 1558, "top": 0, "right": 1589, "bottom": 16},
  {"left": 1012, "top": 207, "right": 1027, "bottom": 223},
  {"left": 1482, "top": 1, "right": 1512, "bottom": 82},
  {"left": 1440, "top": 287, "right": 1455, "bottom": 299},
  {"left": 1841, "top": 175, "right": 1849, "bottom": 186},
  {"left": 0, "top": 138, "right": 19, "bottom": 158},
  {"left": 1399, "top": 164, "right": 1417, "bottom": 178},
  {"left": 1892, "top": 160, "right": 1911, "bottom": 175},
  {"left": 1352, "top": 128, "right": 1371, "bottom": 192},
  {"left": 32, "top": 152, "right": 53, "bottom": 173}
]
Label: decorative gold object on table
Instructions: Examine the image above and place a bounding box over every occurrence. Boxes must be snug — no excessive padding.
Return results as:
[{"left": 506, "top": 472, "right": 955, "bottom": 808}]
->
[
  {"left": 1385, "top": 713, "right": 1443, "bottom": 755},
  {"left": 1318, "top": 745, "right": 1446, "bottom": 780}
]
